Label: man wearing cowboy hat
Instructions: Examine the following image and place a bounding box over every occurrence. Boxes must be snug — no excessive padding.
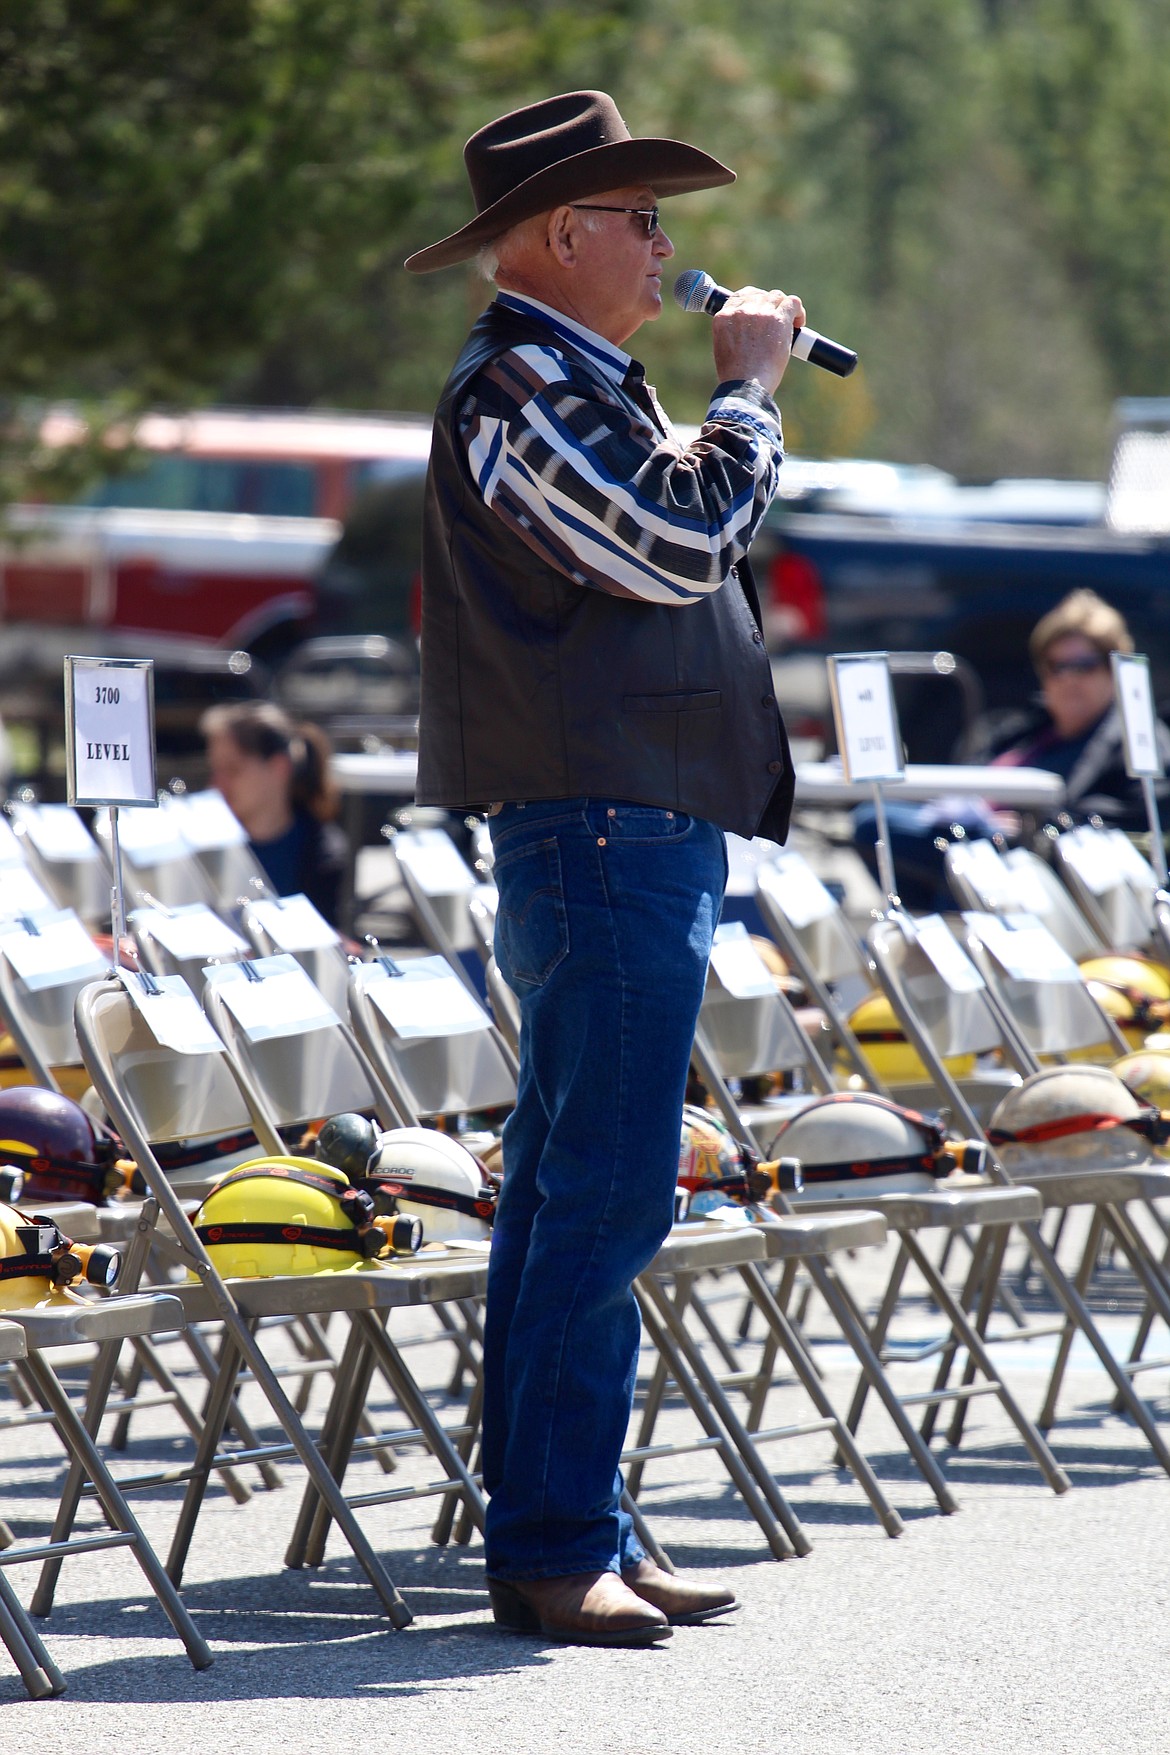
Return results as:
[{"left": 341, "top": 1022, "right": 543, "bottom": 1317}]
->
[{"left": 407, "top": 90, "right": 803, "bottom": 1647}]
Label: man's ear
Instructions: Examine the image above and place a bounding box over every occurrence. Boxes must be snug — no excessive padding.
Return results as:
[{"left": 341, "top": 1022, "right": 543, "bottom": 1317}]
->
[{"left": 547, "top": 205, "right": 579, "bottom": 267}]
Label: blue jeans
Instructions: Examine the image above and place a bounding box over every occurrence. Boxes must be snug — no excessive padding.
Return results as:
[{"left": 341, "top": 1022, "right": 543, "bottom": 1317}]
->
[{"left": 484, "top": 797, "right": 727, "bottom": 1580}]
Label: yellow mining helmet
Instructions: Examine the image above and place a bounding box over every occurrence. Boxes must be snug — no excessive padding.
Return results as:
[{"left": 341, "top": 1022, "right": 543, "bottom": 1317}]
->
[
  {"left": 193, "top": 1155, "right": 420, "bottom": 1280},
  {"left": 0, "top": 1204, "right": 121, "bottom": 1311},
  {"left": 1112, "top": 1048, "right": 1170, "bottom": 1124},
  {"left": 1078, "top": 954, "right": 1170, "bottom": 1051},
  {"left": 845, "top": 991, "right": 976, "bottom": 1085}
]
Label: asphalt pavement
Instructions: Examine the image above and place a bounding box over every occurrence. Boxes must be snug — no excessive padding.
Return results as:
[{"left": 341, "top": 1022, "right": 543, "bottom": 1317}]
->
[{"left": 1, "top": 1230, "right": 1168, "bottom": 1754}]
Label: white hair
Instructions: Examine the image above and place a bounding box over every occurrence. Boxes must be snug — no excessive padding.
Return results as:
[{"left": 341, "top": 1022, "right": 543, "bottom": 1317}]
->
[{"left": 475, "top": 205, "right": 604, "bottom": 283}]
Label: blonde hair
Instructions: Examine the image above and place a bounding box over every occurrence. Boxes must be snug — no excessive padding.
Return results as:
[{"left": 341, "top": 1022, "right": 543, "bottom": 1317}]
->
[{"left": 1029, "top": 590, "right": 1134, "bottom": 672}]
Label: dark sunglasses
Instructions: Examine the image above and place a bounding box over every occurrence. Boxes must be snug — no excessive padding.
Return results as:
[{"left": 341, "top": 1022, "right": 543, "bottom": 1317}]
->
[
  {"left": 570, "top": 203, "right": 660, "bottom": 238},
  {"left": 1042, "top": 654, "right": 1108, "bottom": 678}
]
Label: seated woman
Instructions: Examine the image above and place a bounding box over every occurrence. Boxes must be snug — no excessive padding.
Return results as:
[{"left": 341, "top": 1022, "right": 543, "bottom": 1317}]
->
[
  {"left": 200, "top": 702, "right": 348, "bottom": 926},
  {"left": 852, "top": 590, "right": 1170, "bottom": 910}
]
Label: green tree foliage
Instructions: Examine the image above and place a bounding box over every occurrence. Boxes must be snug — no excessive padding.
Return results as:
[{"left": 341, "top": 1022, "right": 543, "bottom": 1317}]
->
[{"left": 0, "top": 0, "right": 1164, "bottom": 497}]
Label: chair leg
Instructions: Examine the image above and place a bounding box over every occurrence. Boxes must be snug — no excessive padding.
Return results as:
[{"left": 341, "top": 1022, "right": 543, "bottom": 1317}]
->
[
  {"left": 0, "top": 1568, "right": 65, "bottom": 1697},
  {"left": 898, "top": 1231, "right": 1070, "bottom": 1495},
  {"left": 19, "top": 1352, "right": 213, "bottom": 1671},
  {"left": 626, "top": 1276, "right": 695, "bottom": 1499},
  {"left": 843, "top": 1241, "right": 911, "bottom": 1439},
  {"left": 1038, "top": 1209, "right": 1103, "bottom": 1432},
  {"left": 944, "top": 1226, "right": 1010, "bottom": 1447}
]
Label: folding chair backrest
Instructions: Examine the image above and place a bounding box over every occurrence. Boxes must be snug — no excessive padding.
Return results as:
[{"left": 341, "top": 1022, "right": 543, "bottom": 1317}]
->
[
  {"left": 944, "top": 838, "right": 1103, "bottom": 961},
  {"left": 158, "top": 790, "right": 272, "bottom": 911},
  {"left": 0, "top": 909, "right": 108, "bottom": 1086},
  {"left": 93, "top": 808, "right": 215, "bottom": 910},
  {"left": 349, "top": 954, "right": 517, "bottom": 1123},
  {"left": 75, "top": 971, "right": 253, "bottom": 1148},
  {"left": 239, "top": 892, "right": 352, "bottom": 1018},
  {"left": 700, "top": 921, "right": 832, "bottom": 1088},
  {"left": 756, "top": 852, "right": 873, "bottom": 1016},
  {"left": 131, "top": 902, "right": 251, "bottom": 998},
  {"left": 1053, "top": 823, "right": 1157, "bottom": 953},
  {"left": 7, "top": 803, "right": 110, "bottom": 929},
  {"left": 203, "top": 954, "right": 391, "bottom": 1140},
  {"left": 957, "top": 911, "right": 1127, "bottom": 1062},
  {"left": 390, "top": 827, "right": 478, "bottom": 956}
]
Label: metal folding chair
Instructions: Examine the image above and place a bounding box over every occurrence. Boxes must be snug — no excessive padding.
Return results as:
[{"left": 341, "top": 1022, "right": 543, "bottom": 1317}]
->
[
  {"left": 157, "top": 789, "right": 271, "bottom": 912},
  {"left": 868, "top": 910, "right": 1170, "bottom": 1476},
  {"left": 0, "top": 1288, "right": 212, "bottom": 1680},
  {"left": 0, "top": 908, "right": 108, "bottom": 1094},
  {"left": 944, "top": 837, "right": 1105, "bottom": 962},
  {"left": 1051, "top": 822, "right": 1163, "bottom": 957},
  {"left": 7, "top": 802, "right": 110, "bottom": 931},
  {"left": 92, "top": 807, "right": 215, "bottom": 911},
  {"left": 130, "top": 901, "right": 252, "bottom": 1002},
  {"left": 0, "top": 1318, "right": 66, "bottom": 1700},
  {"left": 33, "top": 972, "right": 491, "bottom": 1630},
  {"left": 238, "top": 892, "right": 353, "bottom": 1020}
]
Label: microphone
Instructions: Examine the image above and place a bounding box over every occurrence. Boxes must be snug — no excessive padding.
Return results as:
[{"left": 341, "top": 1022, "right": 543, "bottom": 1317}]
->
[{"left": 673, "top": 269, "right": 858, "bottom": 378}]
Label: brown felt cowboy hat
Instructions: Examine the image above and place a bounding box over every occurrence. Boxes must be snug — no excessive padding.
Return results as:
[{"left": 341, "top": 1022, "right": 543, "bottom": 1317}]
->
[{"left": 404, "top": 90, "right": 734, "bottom": 274}]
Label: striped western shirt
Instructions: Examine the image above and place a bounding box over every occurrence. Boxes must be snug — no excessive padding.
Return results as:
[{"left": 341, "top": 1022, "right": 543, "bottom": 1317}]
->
[{"left": 457, "top": 290, "right": 784, "bottom": 607}]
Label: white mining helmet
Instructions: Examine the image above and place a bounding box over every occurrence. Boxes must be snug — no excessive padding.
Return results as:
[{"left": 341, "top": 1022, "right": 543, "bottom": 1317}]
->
[
  {"left": 763, "top": 1091, "right": 985, "bottom": 1201},
  {"left": 987, "top": 1063, "right": 1169, "bottom": 1168},
  {"left": 364, "top": 1127, "right": 496, "bottom": 1244}
]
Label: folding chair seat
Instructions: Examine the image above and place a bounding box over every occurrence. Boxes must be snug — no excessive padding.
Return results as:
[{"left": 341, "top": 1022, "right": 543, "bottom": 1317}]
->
[
  {"left": 0, "top": 1287, "right": 212, "bottom": 1682},
  {"left": 388, "top": 826, "right": 480, "bottom": 968},
  {"left": 868, "top": 910, "right": 1170, "bottom": 1478},
  {"left": 7, "top": 802, "right": 110, "bottom": 932},
  {"left": 30, "top": 972, "right": 492, "bottom": 1630}
]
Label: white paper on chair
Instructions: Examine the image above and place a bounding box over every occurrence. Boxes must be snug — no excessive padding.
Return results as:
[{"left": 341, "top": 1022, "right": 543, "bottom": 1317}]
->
[
  {"left": 765, "top": 852, "right": 837, "bottom": 928},
  {"left": 126, "top": 972, "right": 225, "bottom": 1055},
  {"left": 106, "top": 809, "right": 190, "bottom": 868},
  {"left": 393, "top": 829, "right": 476, "bottom": 895},
  {"left": 367, "top": 955, "right": 490, "bottom": 1038},
  {"left": 0, "top": 815, "right": 25, "bottom": 868},
  {"left": 708, "top": 921, "right": 777, "bottom": 998},
  {"left": 13, "top": 803, "right": 100, "bottom": 864},
  {"left": 0, "top": 866, "right": 53, "bottom": 918},
  {"left": 134, "top": 904, "right": 249, "bottom": 962},
  {"left": 214, "top": 955, "right": 339, "bottom": 1041},
  {"left": 164, "top": 790, "right": 248, "bottom": 851},
  {"left": 914, "top": 915, "right": 985, "bottom": 993},
  {"left": 248, "top": 894, "right": 339, "bottom": 952},
  {"left": 965, "top": 912, "right": 1081, "bottom": 984},
  {"left": 0, "top": 911, "right": 106, "bottom": 991}
]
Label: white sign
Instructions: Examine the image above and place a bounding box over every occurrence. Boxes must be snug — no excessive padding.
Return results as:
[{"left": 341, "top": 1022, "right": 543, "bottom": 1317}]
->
[
  {"left": 99, "top": 807, "right": 189, "bottom": 868},
  {"left": 1113, "top": 653, "right": 1163, "bottom": 779},
  {"left": 708, "top": 921, "right": 778, "bottom": 998},
  {"left": 125, "top": 971, "right": 225, "bottom": 1055},
  {"left": 964, "top": 912, "right": 1081, "bottom": 984},
  {"left": 211, "top": 954, "right": 339, "bottom": 1042},
  {"left": 0, "top": 910, "right": 107, "bottom": 992},
  {"left": 366, "top": 955, "right": 491, "bottom": 1039},
  {"left": 828, "top": 654, "right": 904, "bottom": 783},
  {"left": 248, "top": 894, "right": 339, "bottom": 952},
  {"left": 65, "top": 657, "right": 157, "bottom": 808},
  {"left": 914, "top": 915, "right": 986, "bottom": 994}
]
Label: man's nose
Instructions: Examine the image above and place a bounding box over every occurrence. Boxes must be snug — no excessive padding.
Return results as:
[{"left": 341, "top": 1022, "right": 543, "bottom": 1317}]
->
[{"left": 654, "top": 227, "right": 675, "bottom": 260}]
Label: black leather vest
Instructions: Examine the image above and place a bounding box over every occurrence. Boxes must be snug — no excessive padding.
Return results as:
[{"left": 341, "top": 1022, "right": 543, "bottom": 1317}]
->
[{"left": 416, "top": 302, "right": 794, "bottom": 843}]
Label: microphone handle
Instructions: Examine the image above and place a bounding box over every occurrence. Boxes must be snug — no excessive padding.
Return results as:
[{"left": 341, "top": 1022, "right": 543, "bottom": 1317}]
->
[{"left": 704, "top": 282, "right": 858, "bottom": 378}]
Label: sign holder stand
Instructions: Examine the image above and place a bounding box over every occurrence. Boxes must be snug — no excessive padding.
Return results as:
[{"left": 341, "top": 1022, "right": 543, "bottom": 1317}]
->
[
  {"left": 827, "top": 652, "right": 906, "bottom": 910},
  {"left": 1112, "top": 652, "right": 1168, "bottom": 888},
  {"left": 64, "top": 656, "right": 158, "bottom": 969}
]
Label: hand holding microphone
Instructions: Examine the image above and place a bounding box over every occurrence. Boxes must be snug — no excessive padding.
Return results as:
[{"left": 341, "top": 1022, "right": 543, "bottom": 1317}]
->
[{"left": 674, "top": 269, "right": 858, "bottom": 384}]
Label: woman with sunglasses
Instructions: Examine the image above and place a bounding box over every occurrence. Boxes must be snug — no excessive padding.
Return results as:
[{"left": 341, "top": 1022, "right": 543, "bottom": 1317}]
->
[{"left": 852, "top": 589, "right": 1170, "bottom": 909}]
